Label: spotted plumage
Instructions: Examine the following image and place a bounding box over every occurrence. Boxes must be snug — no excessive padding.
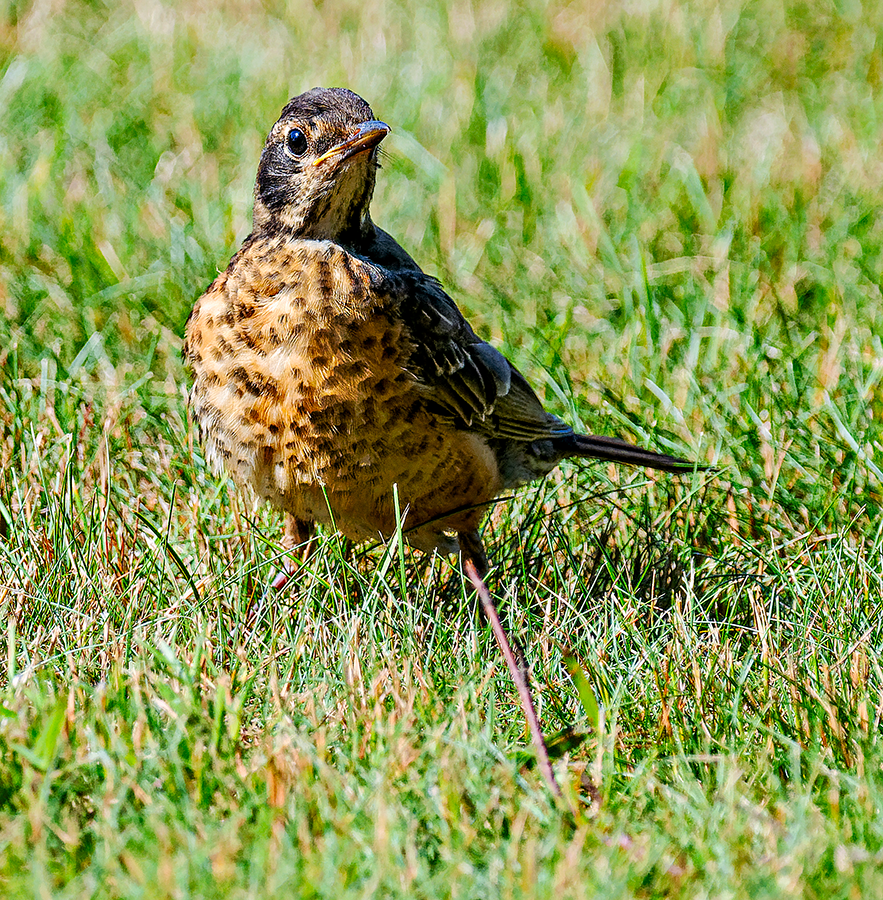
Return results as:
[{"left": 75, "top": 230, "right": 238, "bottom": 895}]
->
[{"left": 184, "top": 87, "right": 696, "bottom": 574}]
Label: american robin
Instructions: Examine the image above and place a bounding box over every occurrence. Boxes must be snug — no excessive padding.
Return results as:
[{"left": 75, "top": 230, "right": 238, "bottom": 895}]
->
[
  {"left": 185, "top": 87, "right": 703, "bottom": 798},
  {"left": 184, "top": 86, "right": 697, "bottom": 580}
]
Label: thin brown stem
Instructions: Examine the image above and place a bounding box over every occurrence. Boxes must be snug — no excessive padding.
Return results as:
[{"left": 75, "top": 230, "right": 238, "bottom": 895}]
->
[{"left": 463, "top": 559, "right": 563, "bottom": 800}]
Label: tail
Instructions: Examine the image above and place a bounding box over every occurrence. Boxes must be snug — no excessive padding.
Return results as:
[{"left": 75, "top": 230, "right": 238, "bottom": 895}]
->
[{"left": 560, "top": 432, "right": 704, "bottom": 474}]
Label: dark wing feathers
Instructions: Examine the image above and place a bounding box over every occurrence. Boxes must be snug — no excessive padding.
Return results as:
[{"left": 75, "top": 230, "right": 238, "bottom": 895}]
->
[
  {"left": 488, "top": 368, "right": 573, "bottom": 441},
  {"left": 392, "top": 271, "right": 569, "bottom": 442}
]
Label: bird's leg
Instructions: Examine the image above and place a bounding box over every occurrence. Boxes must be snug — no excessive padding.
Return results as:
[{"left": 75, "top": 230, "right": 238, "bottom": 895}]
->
[
  {"left": 270, "top": 513, "right": 316, "bottom": 591},
  {"left": 248, "top": 516, "right": 315, "bottom": 629},
  {"left": 460, "top": 531, "right": 562, "bottom": 800}
]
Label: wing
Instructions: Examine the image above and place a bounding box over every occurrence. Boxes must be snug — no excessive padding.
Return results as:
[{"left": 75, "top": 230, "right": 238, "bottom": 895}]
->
[{"left": 390, "top": 270, "right": 572, "bottom": 442}]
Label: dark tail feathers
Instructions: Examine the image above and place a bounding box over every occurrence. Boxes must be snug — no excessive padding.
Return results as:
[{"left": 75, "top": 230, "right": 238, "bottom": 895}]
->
[{"left": 560, "top": 433, "right": 704, "bottom": 474}]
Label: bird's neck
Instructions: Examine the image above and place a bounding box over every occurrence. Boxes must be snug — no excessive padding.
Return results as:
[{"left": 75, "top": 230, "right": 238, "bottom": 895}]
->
[
  {"left": 253, "top": 205, "right": 376, "bottom": 249},
  {"left": 300, "top": 205, "right": 375, "bottom": 248}
]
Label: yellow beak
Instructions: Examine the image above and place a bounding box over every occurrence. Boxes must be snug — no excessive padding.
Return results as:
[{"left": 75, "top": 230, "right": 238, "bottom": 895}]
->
[{"left": 312, "top": 120, "right": 391, "bottom": 166}]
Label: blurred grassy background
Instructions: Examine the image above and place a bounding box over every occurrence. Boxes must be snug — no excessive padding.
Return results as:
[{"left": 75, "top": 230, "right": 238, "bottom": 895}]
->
[{"left": 1, "top": 0, "right": 882, "bottom": 896}]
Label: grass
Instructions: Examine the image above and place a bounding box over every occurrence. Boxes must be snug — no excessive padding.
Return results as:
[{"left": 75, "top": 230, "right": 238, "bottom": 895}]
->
[{"left": 1, "top": 0, "right": 882, "bottom": 895}]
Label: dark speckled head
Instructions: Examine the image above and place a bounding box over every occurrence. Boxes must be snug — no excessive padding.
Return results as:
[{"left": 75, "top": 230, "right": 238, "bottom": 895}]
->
[{"left": 252, "top": 87, "right": 389, "bottom": 244}]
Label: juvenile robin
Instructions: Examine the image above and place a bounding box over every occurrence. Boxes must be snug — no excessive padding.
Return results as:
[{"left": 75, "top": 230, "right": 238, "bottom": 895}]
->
[
  {"left": 185, "top": 87, "right": 703, "bottom": 797},
  {"left": 184, "top": 86, "right": 697, "bottom": 579}
]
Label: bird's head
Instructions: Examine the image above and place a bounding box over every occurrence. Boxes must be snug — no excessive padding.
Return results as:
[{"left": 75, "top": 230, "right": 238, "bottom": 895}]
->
[{"left": 252, "top": 87, "right": 389, "bottom": 244}]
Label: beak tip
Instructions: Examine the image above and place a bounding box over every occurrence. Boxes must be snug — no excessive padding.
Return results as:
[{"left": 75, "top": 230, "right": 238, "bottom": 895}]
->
[
  {"left": 313, "top": 120, "right": 390, "bottom": 166},
  {"left": 363, "top": 120, "right": 391, "bottom": 139}
]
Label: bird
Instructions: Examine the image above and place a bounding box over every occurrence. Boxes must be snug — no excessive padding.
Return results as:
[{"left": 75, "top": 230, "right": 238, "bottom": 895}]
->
[
  {"left": 184, "top": 86, "right": 697, "bottom": 582},
  {"left": 184, "top": 87, "right": 702, "bottom": 798}
]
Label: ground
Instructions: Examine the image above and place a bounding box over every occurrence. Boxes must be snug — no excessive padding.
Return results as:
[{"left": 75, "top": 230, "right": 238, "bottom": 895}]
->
[{"left": 0, "top": 0, "right": 882, "bottom": 896}]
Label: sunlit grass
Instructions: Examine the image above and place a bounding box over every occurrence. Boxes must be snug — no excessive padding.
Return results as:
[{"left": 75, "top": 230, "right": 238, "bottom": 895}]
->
[{"left": 1, "top": 0, "right": 882, "bottom": 896}]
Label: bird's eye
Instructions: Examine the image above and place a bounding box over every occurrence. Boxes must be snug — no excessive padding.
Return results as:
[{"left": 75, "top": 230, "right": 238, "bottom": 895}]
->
[{"left": 286, "top": 128, "right": 308, "bottom": 157}]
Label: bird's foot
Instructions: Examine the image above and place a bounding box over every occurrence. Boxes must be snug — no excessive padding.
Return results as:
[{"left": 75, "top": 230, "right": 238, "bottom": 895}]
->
[
  {"left": 269, "top": 557, "right": 297, "bottom": 591},
  {"left": 267, "top": 514, "right": 315, "bottom": 593}
]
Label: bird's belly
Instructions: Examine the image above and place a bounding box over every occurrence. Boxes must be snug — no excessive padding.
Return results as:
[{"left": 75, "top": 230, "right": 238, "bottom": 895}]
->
[
  {"left": 190, "top": 310, "right": 499, "bottom": 542},
  {"left": 259, "top": 393, "right": 499, "bottom": 544}
]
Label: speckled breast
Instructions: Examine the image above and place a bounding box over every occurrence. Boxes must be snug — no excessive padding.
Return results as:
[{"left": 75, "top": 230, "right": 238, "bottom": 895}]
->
[{"left": 184, "top": 235, "right": 419, "bottom": 508}]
